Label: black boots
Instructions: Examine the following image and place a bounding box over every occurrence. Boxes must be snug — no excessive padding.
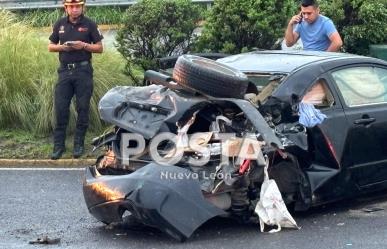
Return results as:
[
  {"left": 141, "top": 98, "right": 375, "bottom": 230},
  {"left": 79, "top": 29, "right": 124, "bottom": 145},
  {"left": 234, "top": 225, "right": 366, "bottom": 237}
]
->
[
  {"left": 73, "top": 136, "right": 85, "bottom": 159},
  {"left": 73, "top": 143, "right": 84, "bottom": 158},
  {"left": 51, "top": 143, "right": 84, "bottom": 159},
  {"left": 51, "top": 146, "right": 65, "bottom": 160},
  {"left": 51, "top": 135, "right": 85, "bottom": 159}
]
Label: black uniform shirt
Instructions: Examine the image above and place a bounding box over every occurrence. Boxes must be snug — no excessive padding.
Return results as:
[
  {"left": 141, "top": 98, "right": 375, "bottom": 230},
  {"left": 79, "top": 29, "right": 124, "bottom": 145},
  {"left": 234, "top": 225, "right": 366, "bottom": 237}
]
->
[{"left": 49, "top": 15, "right": 103, "bottom": 64}]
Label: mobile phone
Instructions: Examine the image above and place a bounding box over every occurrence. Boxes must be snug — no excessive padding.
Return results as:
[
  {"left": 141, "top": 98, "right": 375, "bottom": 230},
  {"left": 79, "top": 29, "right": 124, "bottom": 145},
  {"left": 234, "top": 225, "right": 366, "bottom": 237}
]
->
[
  {"left": 298, "top": 13, "right": 303, "bottom": 24},
  {"left": 64, "top": 41, "right": 75, "bottom": 46}
]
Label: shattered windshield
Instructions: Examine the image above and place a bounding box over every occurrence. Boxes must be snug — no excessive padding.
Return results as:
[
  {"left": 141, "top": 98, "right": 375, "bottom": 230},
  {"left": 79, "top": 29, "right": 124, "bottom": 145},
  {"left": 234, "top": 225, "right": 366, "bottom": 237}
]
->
[{"left": 246, "top": 73, "right": 286, "bottom": 103}]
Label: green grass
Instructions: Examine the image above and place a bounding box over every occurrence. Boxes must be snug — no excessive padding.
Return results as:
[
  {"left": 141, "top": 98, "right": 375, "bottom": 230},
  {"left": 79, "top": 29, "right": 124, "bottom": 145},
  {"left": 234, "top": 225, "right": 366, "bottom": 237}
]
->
[
  {"left": 0, "top": 129, "right": 104, "bottom": 159},
  {"left": 0, "top": 9, "right": 47, "bottom": 131},
  {"left": 13, "top": 6, "right": 126, "bottom": 27},
  {"left": 0, "top": 9, "right": 131, "bottom": 136},
  {"left": 86, "top": 6, "right": 126, "bottom": 25}
]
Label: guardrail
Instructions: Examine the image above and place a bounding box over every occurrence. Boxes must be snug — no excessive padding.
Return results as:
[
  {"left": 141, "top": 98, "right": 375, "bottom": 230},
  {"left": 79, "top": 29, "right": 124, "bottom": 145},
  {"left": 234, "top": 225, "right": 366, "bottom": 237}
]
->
[{"left": 0, "top": 0, "right": 213, "bottom": 10}]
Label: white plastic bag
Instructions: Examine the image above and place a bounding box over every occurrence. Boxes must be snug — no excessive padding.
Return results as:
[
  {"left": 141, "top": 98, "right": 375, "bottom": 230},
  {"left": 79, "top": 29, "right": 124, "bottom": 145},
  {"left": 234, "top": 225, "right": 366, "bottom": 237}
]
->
[{"left": 254, "top": 160, "right": 300, "bottom": 233}]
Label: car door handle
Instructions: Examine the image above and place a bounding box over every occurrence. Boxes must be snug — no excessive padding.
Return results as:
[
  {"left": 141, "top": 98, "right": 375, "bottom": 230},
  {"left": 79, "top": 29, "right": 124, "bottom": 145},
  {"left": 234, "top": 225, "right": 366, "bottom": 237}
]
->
[{"left": 354, "top": 117, "right": 376, "bottom": 125}]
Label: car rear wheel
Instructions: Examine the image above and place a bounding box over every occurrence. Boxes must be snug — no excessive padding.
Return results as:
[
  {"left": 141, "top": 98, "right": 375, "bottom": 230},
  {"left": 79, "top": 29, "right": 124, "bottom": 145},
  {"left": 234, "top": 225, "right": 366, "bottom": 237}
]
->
[{"left": 173, "top": 55, "right": 249, "bottom": 98}]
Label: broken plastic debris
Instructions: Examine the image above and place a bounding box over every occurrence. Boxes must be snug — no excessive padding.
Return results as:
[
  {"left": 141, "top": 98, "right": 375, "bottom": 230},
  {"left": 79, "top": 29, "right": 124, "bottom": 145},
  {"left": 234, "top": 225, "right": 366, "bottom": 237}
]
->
[
  {"left": 164, "top": 111, "right": 201, "bottom": 158},
  {"left": 29, "top": 235, "right": 60, "bottom": 245},
  {"left": 223, "top": 137, "right": 265, "bottom": 163},
  {"left": 362, "top": 207, "right": 384, "bottom": 213},
  {"left": 99, "top": 149, "right": 117, "bottom": 168},
  {"left": 105, "top": 222, "right": 119, "bottom": 230},
  {"left": 254, "top": 160, "right": 300, "bottom": 233},
  {"left": 115, "top": 233, "right": 127, "bottom": 236},
  {"left": 210, "top": 115, "right": 232, "bottom": 140}
]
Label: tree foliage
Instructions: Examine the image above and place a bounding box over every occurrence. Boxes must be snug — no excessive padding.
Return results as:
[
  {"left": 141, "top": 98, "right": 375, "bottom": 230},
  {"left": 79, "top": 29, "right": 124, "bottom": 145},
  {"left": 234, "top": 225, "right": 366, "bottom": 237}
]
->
[
  {"left": 195, "top": 0, "right": 297, "bottom": 54},
  {"left": 320, "top": 0, "right": 387, "bottom": 55},
  {"left": 116, "top": 0, "right": 201, "bottom": 85}
]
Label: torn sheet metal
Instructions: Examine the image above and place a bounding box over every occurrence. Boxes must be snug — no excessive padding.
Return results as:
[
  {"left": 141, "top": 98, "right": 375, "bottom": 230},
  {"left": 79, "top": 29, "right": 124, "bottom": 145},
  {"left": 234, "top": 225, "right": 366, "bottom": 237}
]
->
[
  {"left": 210, "top": 115, "right": 232, "bottom": 140},
  {"left": 223, "top": 137, "right": 265, "bottom": 164},
  {"left": 219, "top": 98, "right": 283, "bottom": 149},
  {"left": 164, "top": 112, "right": 213, "bottom": 159},
  {"left": 275, "top": 123, "right": 308, "bottom": 150},
  {"left": 255, "top": 161, "right": 300, "bottom": 233}
]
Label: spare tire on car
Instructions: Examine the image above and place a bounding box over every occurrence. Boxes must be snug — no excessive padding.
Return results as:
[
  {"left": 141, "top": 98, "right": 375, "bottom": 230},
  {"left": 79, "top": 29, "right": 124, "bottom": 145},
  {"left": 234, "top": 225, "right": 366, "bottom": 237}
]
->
[{"left": 173, "top": 55, "right": 249, "bottom": 99}]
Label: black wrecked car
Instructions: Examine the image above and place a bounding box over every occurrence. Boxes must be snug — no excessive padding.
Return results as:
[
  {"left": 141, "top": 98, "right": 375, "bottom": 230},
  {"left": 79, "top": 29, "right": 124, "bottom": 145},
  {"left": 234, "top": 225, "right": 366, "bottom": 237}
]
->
[{"left": 83, "top": 50, "right": 387, "bottom": 241}]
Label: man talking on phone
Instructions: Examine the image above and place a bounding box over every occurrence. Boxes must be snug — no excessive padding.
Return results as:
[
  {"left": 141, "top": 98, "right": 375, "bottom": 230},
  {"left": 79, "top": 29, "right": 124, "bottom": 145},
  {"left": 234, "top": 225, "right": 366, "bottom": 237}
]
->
[
  {"left": 48, "top": 0, "right": 103, "bottom": 160},
  {"left": 284, "top": 0, "right": 342, "bottom": 52}
]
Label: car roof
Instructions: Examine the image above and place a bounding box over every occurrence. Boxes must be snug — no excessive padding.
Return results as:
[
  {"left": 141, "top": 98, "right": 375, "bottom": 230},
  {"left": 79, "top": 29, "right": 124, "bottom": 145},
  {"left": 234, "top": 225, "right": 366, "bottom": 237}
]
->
[{"left": 217, "top": 50, "right": 373, "bottom": 74}]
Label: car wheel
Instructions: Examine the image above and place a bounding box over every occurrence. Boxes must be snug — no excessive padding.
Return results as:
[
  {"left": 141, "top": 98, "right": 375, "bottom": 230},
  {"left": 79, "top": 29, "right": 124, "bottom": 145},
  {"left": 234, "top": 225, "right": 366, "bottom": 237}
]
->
[{"left": 173, "top": 55, "right": 249, "bottom": 98}]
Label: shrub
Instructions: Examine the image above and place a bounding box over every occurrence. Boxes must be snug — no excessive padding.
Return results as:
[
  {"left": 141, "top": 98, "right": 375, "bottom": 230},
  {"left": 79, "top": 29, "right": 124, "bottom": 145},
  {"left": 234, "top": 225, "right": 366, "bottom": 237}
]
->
[
  {"left": 0, "top": 9, "right": 129, "bottom": 135},
  {"left": 194, "top": 0, "right": 297, "bottom": 54},
  {"left": 320, "top": 0, "right": 387, "bottom": 55},
  {"left": 115, "top": 0, "right": 201, "bottom": 85}
]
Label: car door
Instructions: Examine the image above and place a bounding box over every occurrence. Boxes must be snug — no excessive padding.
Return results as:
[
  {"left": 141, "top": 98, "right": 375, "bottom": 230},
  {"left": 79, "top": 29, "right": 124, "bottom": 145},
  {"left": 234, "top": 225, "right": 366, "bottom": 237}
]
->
[
  {"left": 298, "top": 76, "right": 351, "bottom": 201},
  {"left": 330, "top": 65, "right": 387, "bottom": 188},
  {"left": 302, "top": 76, "right": 348, "bottom": 169}
]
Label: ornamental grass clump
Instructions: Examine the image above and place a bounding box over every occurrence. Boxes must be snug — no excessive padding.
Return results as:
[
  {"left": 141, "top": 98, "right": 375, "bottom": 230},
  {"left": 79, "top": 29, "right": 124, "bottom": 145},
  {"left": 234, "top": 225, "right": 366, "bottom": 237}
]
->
[
  {"left": 15, "top": 6, "right": 125, "bottom": 27},
  {"left": 0, "top": 9, "right": 51, "bottom": 130}
]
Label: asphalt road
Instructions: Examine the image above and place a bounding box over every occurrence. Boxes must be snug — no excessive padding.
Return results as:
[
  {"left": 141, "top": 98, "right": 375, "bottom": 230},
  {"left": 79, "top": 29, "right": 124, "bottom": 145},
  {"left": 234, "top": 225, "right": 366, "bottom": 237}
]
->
[{"left": 1, "top": 167, "right": 387, "bottom": 249}]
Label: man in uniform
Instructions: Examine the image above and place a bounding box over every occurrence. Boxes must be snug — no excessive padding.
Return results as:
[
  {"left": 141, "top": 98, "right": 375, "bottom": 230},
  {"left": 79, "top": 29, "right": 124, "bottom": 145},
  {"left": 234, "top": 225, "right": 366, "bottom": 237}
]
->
[{"left": 48, "top": 0, "right": 103, "bottom": 160}]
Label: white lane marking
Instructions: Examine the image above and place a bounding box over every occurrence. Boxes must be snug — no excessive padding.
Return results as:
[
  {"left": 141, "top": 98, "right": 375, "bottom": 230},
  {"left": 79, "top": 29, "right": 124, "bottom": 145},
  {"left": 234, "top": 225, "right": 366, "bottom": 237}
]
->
[{"left": 0, "top": 168, "right": 84, "bottom": 171}]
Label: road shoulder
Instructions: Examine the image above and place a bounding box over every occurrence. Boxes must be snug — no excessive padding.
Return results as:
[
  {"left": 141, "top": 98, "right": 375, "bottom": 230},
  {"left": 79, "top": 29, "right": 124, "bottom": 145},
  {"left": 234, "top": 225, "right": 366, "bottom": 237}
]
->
[{"left": 0, "top": 159, "right": 95, "bottom": 168}]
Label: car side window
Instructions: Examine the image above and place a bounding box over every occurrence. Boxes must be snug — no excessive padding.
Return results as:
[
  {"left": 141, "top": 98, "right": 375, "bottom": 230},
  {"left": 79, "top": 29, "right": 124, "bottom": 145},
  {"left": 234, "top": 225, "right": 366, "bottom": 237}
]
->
[
  {"left": 302, "top": 79, "right": 334, "bottom": 108},
  {"left": 331, "top": 67, "right": 387, "bottom": 107}
]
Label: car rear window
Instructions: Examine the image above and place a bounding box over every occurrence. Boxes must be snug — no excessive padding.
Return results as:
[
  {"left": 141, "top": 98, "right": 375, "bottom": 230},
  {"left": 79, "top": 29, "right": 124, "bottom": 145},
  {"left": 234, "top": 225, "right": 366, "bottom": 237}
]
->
[
  {"left": 244, "top": 73, "right": 286, "bottom": 103},
  {"left": 246, "top": 74, "right": 286, "bottom": 91}
]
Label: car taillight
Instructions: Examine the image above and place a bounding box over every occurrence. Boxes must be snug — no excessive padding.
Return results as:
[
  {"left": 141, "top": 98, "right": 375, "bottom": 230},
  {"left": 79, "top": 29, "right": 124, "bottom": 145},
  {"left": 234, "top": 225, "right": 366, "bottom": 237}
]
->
[{"left": 321, "top": 131, "right": 340, "bottom": 168}]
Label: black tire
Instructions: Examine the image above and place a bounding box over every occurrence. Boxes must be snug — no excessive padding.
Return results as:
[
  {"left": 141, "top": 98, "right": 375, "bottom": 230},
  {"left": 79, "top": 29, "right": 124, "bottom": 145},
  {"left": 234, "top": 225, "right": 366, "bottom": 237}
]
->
[
  {"left": 157, "top": 53, "right": 230, "bottom": 70},
  {"left": 173, "top": 55, "right": 249, "bottom": 98}
]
